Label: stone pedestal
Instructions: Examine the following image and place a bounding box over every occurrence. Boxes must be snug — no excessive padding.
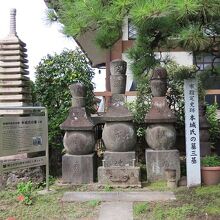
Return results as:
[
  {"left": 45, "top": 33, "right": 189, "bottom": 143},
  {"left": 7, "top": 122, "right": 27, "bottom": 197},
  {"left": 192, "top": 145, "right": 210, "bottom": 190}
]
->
[
  {"left": 103, "top": 151, "right": 135, "bottom": 167},
  {"left": 98, "top": 59, "right": 139, "bottom": 187},
  {"left": 62, "top": 153, "right": 96, "bottom": 184},
  {"left": 60, "top": 82, "right": 96, "bottom": 184},
  {"left": 145, "top": 149, "right": 180, "bottom": 182},
  {"left": 98, "top": 166, "right": 140, "bottom": 187}
]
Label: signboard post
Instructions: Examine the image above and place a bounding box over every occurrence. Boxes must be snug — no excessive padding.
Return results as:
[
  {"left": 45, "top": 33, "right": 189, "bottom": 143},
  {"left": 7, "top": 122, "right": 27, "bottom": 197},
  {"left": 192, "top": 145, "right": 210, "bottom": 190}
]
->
[
  {"left": 0, "top": 106, "right": 49, "bottom": 191},
  {"left": 184, "top": 78, "right": 201, "bottom": 187}
]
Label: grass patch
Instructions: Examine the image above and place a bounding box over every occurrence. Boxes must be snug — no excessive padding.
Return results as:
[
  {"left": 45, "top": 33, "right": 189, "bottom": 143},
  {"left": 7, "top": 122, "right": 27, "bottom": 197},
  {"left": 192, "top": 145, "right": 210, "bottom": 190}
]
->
[
  {"left": 104, "top": 184, "right": 113, "bottom": 192},
  {"left": 204, "top": 204, "right": 220, "bottom": 215},
  {"left": 195, "top": 184, "right": 220, "bottom": 196},
  {"left": 146, "top": 181, "right": 168, "bottom": 191},
  {"left": 0, "top": 186, "right": 100, "bottom": 220},
  {"left": 135, "top": 185, "right": 220, "bottom": 220},
  {"left": 87, "top": 199, "right": 101, "bottom": 207},
  {"left": 152, "top": 204, "right": 198, "bottom": 220},
  {"left": 134, "top": 202, "right": 149, "bottom": 216}
]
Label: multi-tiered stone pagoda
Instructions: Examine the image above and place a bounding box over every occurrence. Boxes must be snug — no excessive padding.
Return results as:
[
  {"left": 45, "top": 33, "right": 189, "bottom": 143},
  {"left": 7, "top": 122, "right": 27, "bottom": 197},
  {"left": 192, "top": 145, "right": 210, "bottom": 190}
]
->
[{"left": 0, "top": 9, "right": 31, "bottom": 115}]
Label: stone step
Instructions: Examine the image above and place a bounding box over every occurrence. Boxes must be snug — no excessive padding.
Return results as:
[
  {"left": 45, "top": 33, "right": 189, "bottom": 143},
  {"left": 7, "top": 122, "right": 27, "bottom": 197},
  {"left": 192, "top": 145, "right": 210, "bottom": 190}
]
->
[
  {"left": 0, "top": 55, "right": 28, "bottom": 63},
  {"left": 0, "top": 44, "right": 27, "bottom": 52},
  {"left": 0, "top": 94, "right": 32, "bottom": 101},
  {"left": 0, "top": 50, "right": 27, "bottom": 57},
  {"left": 98, "top": 202, "right": 133, "bottom": 220},
  {"left": 62, "top": 191, "right": 176, "bottom": 202},
  {"left": 0, "top": 67, "right": 29, "bottom": 74},
  {"left": 0, "top": 74, "right": 29, "bottom": 80},
  {"left": 0, "top": 80, "right": 30, "bottom": 86},
  {"left": 0, "top": 87, "right": 30, "bottom": 94},
  {"left": 0, "top": 61, "right": 29, "bottom": 69}
]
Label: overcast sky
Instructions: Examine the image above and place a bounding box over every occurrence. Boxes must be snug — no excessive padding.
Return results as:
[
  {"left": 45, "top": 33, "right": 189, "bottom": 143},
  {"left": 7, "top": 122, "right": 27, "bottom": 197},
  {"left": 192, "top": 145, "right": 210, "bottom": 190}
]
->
[
  {"left": 0, "top": 0, "right": 105, "bottom": 91},
  {"left": 0, "top": 0, "right": 78, "bottom": 80}
]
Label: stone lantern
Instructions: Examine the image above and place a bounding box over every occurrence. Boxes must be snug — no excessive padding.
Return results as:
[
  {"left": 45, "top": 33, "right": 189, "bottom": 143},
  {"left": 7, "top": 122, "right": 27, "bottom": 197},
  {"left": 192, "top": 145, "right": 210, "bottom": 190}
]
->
[
  {"left": 60, "top": 82, "right": 96, "bottom": 184},
  {"left": 145, "top": 67, "right": 180, "bottom": 182},
  {"left": 98, "top": 59, "right": 140, "bottom": 187}
]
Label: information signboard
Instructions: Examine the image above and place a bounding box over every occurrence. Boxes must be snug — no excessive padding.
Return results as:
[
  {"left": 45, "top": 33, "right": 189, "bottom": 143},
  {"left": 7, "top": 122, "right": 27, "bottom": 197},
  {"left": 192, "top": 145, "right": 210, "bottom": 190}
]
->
[
  {"left": 184, "top": 78, "right": 201, "bottom": 187},
  {"left": 0, "top": 156, "right": 46, "bottom": 172},
  {"left": 0, "top": 106, "right": 49, "bottom": 191},
  {"left": 0, "top": 116, "right": 47, "bottom": 157}
]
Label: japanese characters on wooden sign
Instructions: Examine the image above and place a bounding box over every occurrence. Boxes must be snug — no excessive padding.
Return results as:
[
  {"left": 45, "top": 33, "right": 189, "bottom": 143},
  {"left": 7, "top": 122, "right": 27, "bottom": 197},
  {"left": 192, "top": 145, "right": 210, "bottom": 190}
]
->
[{"left": 184, "top": 78, "right": 201, "bottom": 187}]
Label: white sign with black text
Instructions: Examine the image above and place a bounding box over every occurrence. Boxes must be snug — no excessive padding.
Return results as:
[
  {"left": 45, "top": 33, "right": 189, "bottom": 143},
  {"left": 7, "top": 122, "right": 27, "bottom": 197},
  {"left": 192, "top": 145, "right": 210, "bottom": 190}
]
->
[{"left": 184, "top": 78, "right": 201, "bottom": 187}]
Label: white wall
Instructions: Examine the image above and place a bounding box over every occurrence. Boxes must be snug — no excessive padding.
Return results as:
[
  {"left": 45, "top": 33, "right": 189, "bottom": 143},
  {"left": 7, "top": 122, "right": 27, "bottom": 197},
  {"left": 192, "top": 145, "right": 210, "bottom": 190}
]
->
[{"left": 123, "top": 51, "right": 194, "bottom": 94}]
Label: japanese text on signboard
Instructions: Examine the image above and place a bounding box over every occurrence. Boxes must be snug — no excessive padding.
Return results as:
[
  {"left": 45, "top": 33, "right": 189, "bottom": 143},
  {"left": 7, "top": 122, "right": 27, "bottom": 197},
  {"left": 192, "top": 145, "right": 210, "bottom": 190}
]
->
[{"left": 184, "top": 78, "right": 201, "bottom": 187}]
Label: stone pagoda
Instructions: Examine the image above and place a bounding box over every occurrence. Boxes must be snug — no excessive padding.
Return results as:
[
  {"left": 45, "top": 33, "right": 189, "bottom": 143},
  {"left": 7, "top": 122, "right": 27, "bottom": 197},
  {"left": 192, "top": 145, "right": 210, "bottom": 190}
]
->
[
  {"left": 145, "top": 67, "right": 180, "bottom": 183},
  {"left": 98, "top": 59, "right": 140, "bottom": 187},
  {"left": 0, "top": 9, "right": 31, "bottom": 115},
  {"left": 60, "top": 82, "right": 96, "bottom": 184}
]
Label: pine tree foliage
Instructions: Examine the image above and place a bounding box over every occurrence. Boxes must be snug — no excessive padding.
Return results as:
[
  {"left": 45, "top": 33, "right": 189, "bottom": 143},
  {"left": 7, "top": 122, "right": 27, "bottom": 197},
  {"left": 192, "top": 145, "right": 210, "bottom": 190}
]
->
[{"left": 48, "top": 0, "right": 220, "bottom": 77}]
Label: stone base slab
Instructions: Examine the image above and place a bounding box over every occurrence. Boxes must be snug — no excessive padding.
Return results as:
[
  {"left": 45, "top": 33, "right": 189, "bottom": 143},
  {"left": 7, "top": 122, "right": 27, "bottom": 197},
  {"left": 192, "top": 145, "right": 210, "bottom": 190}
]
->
[
  {"left": 62, "top": 191, "right": 176, "bottom": 202},
  {"left": 103, "top": 151, "right": 135, "bottom": 167},
  {"left": 98, "top": 166, "right": 141, "bottom": 187},
  {"left": 62, "top": 153, "right": 96, "bottom": 184},
  {"left": 145, "top": 149, "right": 180, "bottom": 182}
]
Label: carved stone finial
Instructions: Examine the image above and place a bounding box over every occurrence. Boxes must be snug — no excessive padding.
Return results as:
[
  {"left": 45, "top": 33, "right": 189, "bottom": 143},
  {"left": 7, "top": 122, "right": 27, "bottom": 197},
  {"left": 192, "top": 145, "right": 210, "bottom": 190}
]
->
[
  {"left": 150, "top": 67, "right": 168, "bottom": 97},
  {"left": 9, "top": 8, "right": 17, "bottom": 36},
  {"left": 69, "top": 82, "right": 86, "bottom": 107}
]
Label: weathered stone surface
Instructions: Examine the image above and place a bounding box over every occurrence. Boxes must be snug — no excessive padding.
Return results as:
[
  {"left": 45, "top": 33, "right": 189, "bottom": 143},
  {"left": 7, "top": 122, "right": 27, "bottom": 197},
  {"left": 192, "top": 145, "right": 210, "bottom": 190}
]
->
[
  {"left": 71, "top": 97, "right": 85, "bottom": 107},
  {"left": 0, "top": 8, "right": 32, "bottom": 115},
  {"left": 98, "top": 166, "right": 140, "bottom": 186},
  {"left": 98, "top": 202, "right": 133, "bottom": 220},
  {"left": 178, "top": 176, "right": 187, "bottom": 186},
  {"left": 145, "top": 149, "right": 180, "bottom": 182},
  {"left": 150, "top": 67, "right": 167, "bottom": 97},
  {"left": 0, "top": 44, "right": 27, "bottom": 52},
  {"left": 69, "top": 82, "right": 86, "bottom": 97},
  {"left": 0, "top": 74, "right": 29, "bottom": 80},
  {"left": 0, "top": 50, "right": 27, "bottom": 57},
  {"left": 0, "top": 61, "right": 28, "bottom": 69},
  {"left": 63, "top": 131, "right": 95, "bottom": 155},
  {"left": 103, "top": 95, "right": 133, "bottom": 121},
  {"left": 0, "top": 55, "right": 28, "bottom": 63},
  {"left": 102, "top": 122, "right": 136, "bottom": 152},
  {"left": 150, "top": 79, "right": 167, "bottom": 97},
  {"left": 110, "top": 59, "right": 127, "bottom": 94},
  {"left": 0, "top": 38, "right": 26, "bottom": 46},
  {"left": 0, "top": 94, "right": 31, "bottom": 101},
  {"left": 60, "top": 107, "right": 94, "bottom": 130},
  {"left": 145, "top": 124, "right": 176, "bottom": 150},
  {"left": 0, "top": 67, "right": 28, "bottom": 74},
  {"left": 110, "top": 75, "right": 126, "bottom": 94},
  {"left": 110, "top": 59, "right": 127, "bottom": 75},
  {"left": 103, "top": 151, "right": 136, "bottom": 167},
  {"left": 62, "top": 191, "right": 176, "bottom": 202},
  {"left": 0, "top": 80, "right": 29, "bottom": 86},
  {"left": 62, "top": 153, "right": 96, "bottom": 184},
  {"left": 0, "top": 87, "right": 29, "bottom": 93},
  {"left": 145, "top": 97, "right": 176, "bottom": 123}
]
